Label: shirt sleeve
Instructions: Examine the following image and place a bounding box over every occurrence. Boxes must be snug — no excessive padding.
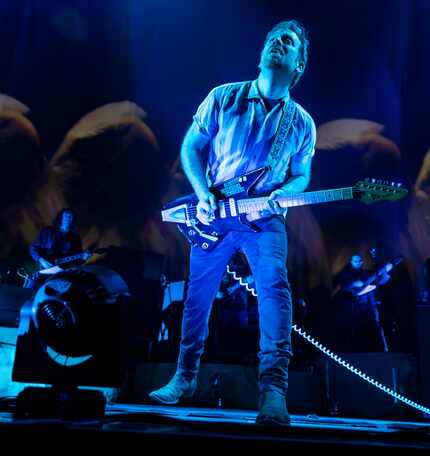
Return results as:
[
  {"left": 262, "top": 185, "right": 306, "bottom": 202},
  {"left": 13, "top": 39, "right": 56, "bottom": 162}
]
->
[
  {"left": 29, "top": 235, "right": 42, "bottom": 262},
  {"left": 29, "top": 228, "right": 49, "bottom": 262},
  {"left": 291, "top": 115, "right": 317, "bottom": 168},
  {"left": 192, "top": 87, "right": 220, "bottom": 139}
]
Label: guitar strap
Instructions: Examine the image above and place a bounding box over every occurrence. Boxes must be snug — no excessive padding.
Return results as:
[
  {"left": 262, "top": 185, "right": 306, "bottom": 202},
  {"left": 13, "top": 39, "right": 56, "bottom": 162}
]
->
[
  {"left": 265, "top": 98, "right": 297, "bottom": 172},
  {"left": 235, "top": 98, "right": 297, "bottom": 233}
]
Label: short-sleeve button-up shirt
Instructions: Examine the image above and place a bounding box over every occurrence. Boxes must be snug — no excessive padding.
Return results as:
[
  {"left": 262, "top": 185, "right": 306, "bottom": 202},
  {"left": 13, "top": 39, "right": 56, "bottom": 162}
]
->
[{"left": 193, "top": 80, "right": 316, "bottom": 195}]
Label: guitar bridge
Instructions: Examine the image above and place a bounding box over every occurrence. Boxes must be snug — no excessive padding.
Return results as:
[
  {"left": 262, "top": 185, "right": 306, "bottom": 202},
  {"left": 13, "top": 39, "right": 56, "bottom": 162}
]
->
[{"left": 190, "top": 221, "right": 219, "bottom": 242}]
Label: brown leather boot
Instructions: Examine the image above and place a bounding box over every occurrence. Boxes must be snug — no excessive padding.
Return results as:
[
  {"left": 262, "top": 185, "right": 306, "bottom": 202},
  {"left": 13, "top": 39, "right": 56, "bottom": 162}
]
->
[{"left": 256, "top": 390, "right": 290, "bottom": 426}]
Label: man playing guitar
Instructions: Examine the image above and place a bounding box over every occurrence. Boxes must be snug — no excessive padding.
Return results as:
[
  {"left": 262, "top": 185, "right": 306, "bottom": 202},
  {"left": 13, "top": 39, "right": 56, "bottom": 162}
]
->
[
  {"left": 332, "top": 253, "right": 400, "bottom": 352},
  {"left": 148, "top": 20, "right": 316, "bottom": 426},
  {"left": 29, "top": 208, "right": 91, "bottom": 281}
]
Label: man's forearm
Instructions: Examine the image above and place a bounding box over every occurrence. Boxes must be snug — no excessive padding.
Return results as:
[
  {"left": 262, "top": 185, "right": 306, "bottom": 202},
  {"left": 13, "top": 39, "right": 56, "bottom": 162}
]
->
[
  {"left": 181, "top": 147, "right": 211, "bottom": 200},
  {"left": 281, "top": 174, "right": 310, "bottom": 194},
  {"left": 29, "top": 244, "right": 41, "bottom": 262}
]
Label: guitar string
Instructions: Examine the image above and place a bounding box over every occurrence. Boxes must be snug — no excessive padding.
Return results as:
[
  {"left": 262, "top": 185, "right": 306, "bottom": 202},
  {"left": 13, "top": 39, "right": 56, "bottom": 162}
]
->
[
  {"left": 187, "top": 187, "right": 356, "bottom": 218},
  {"left": 184, "top": 181, "right": 402, "bottom": 215}
]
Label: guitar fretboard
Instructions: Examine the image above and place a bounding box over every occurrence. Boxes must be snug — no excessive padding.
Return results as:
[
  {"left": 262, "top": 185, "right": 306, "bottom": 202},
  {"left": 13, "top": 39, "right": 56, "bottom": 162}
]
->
[
  {"left": 237, "top": 187, "right": 354, "bottom": 213},
  {"left": 55, "top": 252, "right": 86, "bottom": 265}
]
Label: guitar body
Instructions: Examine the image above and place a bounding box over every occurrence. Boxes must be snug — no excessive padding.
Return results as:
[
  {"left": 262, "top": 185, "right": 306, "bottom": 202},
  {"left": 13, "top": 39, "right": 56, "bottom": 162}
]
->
[
  {"left": 356, "top": 284, "right": 377, "bottom": 297},
  {"left": 163, "top": 167, "right": 267, "bottom": 251},
  {"left": 332, "top": 256, "right": 403, "bottom": 300},
  {"left": 38, "top": 265, "right": 65, "bottom": 275},
  {"left": 354, "top": 256, "right": 403, "bottom": 296}
]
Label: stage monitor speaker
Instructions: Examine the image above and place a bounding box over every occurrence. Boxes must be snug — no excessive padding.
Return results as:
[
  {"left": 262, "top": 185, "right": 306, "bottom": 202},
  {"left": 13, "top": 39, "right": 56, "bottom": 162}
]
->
[
  {"left": 97, "top": 247, "right": 165, "bottom": 352},
  {"left": 416, "top": 305, "right": 430, "bottom": 406},
  {"left": 326, "top": 352, "right": 418, "bottom": 419}
]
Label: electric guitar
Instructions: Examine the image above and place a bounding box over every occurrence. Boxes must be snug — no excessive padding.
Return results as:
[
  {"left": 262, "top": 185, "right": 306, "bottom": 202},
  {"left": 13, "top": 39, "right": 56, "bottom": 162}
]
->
[
  {"left": 37, "top": 248, "right": 106, "bottom": 275},
  {"left": 354, "top": 257, "right": 403, "bottom": 297},
  {"left": 161, "top": 167, "right": 408, "bottom": 251}
]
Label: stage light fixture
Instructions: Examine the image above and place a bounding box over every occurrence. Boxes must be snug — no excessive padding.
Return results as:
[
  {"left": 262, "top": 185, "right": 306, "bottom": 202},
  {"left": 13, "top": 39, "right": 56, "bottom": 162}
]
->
[{"left": 12, "top": 265, "right": 133, "bottom": 418}]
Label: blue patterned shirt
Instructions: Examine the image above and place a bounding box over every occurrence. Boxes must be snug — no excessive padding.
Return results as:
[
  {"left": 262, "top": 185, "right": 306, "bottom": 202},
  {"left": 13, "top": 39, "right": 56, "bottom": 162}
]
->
[{"left": 193, "top": 80, "right": 316, "bottom": 194}]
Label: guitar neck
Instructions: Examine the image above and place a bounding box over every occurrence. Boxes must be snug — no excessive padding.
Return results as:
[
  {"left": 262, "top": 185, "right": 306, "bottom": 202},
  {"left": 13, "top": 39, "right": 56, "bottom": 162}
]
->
[
  {"left": 55, "top": 252, "right": 84, "bottom": 265},
  {"left": 361, "top": 258, "right": 401, "bottom": 287},
  {"left": 362, "top": 272, "right": 378, "bottom": 288},
  {"left": 237, "top": 187, "right": 354, "bottom": 213}
]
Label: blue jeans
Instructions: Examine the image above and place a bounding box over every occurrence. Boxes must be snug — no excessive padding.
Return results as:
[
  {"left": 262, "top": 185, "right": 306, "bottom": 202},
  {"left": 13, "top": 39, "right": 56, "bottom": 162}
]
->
[{"left": 178, "top": 216, "right": 292, "bottom": 395}]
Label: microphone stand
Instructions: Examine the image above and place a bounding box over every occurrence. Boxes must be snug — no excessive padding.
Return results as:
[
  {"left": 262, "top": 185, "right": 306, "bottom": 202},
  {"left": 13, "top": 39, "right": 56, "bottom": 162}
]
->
[{"left": 369, "top": 247, "right": 397, "bottom": 404}]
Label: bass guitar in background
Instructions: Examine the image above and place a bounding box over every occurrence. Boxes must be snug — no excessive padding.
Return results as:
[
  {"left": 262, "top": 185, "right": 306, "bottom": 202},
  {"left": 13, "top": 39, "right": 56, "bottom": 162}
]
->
[
  {"left": 353, "top": 257, "right": 403, "bottom": 297},
  {"left": 331, "top": 256, "right": 403, "bottom": 300}
]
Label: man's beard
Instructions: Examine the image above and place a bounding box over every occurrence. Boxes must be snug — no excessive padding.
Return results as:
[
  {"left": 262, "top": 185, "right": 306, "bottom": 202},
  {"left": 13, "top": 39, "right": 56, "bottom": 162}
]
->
[{"left": 260, "top": 53, "right": 283, "bottom": 70}]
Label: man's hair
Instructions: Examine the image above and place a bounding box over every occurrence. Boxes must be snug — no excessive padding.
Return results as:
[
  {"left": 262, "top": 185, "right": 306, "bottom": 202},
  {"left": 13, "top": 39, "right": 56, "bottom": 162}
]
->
[
  {"left": 53, "top": 208, "right": 77, "bottom": 229},
  {"left": 265, "top": 19, "right": 310, "bottom": 88}
]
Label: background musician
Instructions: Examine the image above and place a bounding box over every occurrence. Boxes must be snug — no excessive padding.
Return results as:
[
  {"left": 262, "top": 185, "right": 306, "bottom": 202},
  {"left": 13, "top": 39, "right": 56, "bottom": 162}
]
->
[
  {"left": 332, "top": 252, "right": 392, "bottom": 352},
  {"left": 29, "top": 208, "right": 90, "bottom": 272}
]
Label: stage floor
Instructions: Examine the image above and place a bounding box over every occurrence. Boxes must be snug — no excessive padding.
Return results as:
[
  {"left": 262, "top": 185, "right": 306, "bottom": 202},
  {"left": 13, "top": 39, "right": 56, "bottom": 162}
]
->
[{"left": 1, "top": 401, "right": 430, "bottom": 452}]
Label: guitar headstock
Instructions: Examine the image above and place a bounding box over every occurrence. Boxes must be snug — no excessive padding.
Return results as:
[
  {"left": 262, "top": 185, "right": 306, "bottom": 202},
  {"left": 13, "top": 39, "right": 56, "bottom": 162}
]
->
[{"left": 353, "top": 178, "right": 408, "bottom": 204}]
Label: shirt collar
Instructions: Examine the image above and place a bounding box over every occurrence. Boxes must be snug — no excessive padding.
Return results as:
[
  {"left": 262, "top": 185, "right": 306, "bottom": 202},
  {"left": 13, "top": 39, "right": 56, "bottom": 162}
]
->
[
  {"left": 246, "top": 80, "right": 262, "bottom": 101},
  {"left": 246, "top": 79, "right": 290, "bottom": 108}
]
